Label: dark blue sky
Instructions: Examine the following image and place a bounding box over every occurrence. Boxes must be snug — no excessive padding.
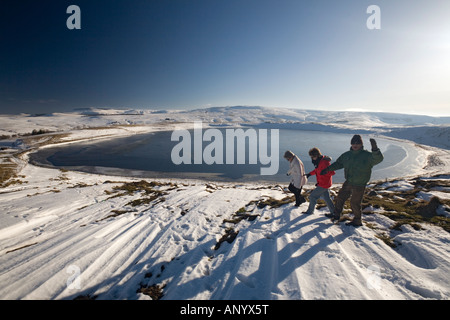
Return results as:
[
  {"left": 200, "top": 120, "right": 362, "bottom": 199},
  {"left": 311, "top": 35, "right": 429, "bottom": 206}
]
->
[{"left": 1, "top": 0, "right": 449, "bottom": 115}]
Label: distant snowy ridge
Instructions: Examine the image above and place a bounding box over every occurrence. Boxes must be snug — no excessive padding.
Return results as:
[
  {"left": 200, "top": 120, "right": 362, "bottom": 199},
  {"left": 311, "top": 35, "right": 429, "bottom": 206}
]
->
[
  {"left": 383, "top": 126, "right": 450, "bottom": 150},
  {"left": 1, "top": 106, "right": 450, "bottom": 150}
]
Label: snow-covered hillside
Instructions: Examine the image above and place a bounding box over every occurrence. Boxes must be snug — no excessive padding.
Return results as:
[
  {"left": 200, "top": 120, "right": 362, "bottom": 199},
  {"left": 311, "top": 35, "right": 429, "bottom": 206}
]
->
[
  {"left": 0, "top": 106, "right": 449, "bottom": 300},
  {"left": 1, "top": 106, "right": 450, "bottom": 148}
]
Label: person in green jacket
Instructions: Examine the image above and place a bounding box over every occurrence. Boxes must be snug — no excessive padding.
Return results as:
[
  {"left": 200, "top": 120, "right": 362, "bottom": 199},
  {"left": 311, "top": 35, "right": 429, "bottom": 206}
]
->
[{"left": 321, "top": 134, "right": 383, "bottom": 227}]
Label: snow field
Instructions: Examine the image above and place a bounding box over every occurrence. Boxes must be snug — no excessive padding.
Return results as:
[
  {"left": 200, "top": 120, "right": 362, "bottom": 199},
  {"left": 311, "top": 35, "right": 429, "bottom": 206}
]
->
[
  {"left": 1, "top": 107, "right": 450, "bottom": 300},
  {"left": 1, "top": 161, "right": 450, "bottom": 300}
]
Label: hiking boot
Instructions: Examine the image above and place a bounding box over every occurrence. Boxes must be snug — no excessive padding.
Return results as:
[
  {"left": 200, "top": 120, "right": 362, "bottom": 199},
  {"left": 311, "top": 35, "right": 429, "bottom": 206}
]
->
[
  {"left": 295, "top": 199, "right": 306, "bottom": 207},
  {"left": 346, "top": 220, "right": 363, "bottom": 227},
  {"left": 327, "top": 213, "right": 341, "bottom": 222}
]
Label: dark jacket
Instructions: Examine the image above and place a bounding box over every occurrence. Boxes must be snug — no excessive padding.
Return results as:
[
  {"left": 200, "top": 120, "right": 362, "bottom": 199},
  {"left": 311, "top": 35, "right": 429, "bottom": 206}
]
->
[{"left": 327, "top": 147, "right": 383, "bottom": 186}]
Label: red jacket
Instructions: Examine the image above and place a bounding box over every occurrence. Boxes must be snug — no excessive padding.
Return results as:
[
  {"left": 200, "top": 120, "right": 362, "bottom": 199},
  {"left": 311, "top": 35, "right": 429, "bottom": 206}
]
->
[{"left": 308, "top": 156, "right": 335, "bottom": 189}]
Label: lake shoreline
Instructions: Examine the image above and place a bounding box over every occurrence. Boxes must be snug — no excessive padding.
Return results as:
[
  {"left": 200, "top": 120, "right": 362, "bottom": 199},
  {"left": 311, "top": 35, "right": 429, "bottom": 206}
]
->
[{"left": 24, "top": 124, "right": 445, "bottom": 186}]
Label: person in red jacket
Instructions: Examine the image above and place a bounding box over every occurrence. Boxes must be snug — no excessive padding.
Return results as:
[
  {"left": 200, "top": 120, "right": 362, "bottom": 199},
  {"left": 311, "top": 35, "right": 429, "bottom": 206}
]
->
[{"left": 303, "top": 147, "right": 336, "bottom": 215}]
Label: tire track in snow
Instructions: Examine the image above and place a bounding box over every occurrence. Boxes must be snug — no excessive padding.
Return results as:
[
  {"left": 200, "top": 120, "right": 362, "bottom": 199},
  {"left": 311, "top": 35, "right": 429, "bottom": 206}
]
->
[
  {"left": 0, "top": 221, "right": 109, "bottom": 299},
  {"left": 320, "top": 224, "right": 427, "bottom": 299},
  {"left": 98, "top": 186, "right": 235, "bottom": 299},
  {"left": 60, "top": 216, "right": 161, "bottom": 299},
  {"left": 1, "top": 188, "right": 172, "bottom": 299}
]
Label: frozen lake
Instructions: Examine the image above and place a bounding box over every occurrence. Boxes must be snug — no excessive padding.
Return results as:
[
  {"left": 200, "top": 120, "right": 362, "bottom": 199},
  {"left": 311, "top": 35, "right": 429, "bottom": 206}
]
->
[{"left": 30, "top": 128, "right": 426, "bottom": 184}]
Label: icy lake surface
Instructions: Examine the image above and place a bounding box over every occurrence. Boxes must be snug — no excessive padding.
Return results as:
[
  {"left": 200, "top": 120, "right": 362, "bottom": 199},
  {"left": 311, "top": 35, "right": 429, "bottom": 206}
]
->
[{"left": 30, "top": 129, "right": 425, "bottom": 183}]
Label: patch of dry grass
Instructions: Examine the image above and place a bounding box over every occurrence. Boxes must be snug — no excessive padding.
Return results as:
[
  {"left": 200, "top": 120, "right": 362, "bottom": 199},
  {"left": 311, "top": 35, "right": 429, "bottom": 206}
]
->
[
  {"left": 360, "top": 176, "right": 450, "bottom": 233},
  {"left": 137, "top": 284, "right": 165, "bottom": 300},
  {"left": 105, "top": 180, "right": 173, "bottom": 208}
]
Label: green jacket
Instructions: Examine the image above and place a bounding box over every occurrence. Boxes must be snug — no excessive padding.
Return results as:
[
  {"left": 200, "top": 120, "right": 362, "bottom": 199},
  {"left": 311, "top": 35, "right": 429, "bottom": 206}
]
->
[{"left": 328, "top": 147, "right": 383, "bottom": 186}]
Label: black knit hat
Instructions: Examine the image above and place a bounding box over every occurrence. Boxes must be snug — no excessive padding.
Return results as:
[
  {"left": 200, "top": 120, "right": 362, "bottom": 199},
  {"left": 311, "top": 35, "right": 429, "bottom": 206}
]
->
[{"left": 351, "top": 134, "right": 363, "bottom": 145}]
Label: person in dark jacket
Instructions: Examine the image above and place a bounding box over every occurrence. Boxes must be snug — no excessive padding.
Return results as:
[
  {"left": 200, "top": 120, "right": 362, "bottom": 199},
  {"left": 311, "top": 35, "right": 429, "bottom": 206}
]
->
[
  {"left": 303, "top": 147, "right": 335, "bottom": 215},
  {"left": 321, "top": 135, "right": 384, "bottom": 227}
]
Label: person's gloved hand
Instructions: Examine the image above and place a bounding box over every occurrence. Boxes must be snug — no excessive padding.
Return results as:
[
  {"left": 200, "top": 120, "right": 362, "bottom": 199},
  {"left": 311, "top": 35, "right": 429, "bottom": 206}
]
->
[
  {"left": 305, "top": 173, "right": 311, "bottom": 178},
  {"left": 320, "top": 167, "right": 329, "bottom": 175},
  {"left": 370, "top": 138, "right": 379, "bottom": 151}
]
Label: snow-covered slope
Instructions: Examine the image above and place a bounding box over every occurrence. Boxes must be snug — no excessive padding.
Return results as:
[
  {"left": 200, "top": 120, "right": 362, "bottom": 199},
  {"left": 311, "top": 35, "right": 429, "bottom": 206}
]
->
[
  {"left": 1, "top": 106, "right": 449, "bottom": 300},
  {"left": 0, "top": 164, "right": 449, "bottom": 300}
]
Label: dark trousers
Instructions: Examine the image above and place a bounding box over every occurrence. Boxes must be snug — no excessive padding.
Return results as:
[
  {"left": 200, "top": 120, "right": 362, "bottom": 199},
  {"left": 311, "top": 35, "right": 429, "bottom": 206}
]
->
[
  {"left": 288, "top": 183, "right": 305, "bottom": 206},
  {"left": 334, "top": 181, "right": 366, "bottom": 222}
]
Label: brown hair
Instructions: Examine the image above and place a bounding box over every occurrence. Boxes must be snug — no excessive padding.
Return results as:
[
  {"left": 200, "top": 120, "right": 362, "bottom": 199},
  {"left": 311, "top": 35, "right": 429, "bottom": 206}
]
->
[
  {"left": 284, "top": 150, "right": 295, "bottom": 159},
  {"left": 308, "top": 147, "right": 321, "bottom": 157}
]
